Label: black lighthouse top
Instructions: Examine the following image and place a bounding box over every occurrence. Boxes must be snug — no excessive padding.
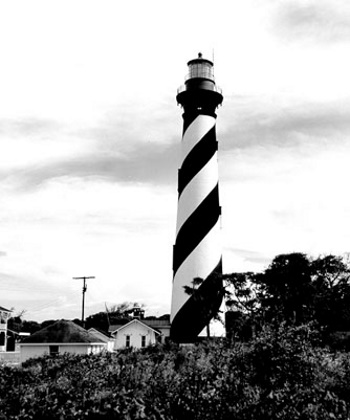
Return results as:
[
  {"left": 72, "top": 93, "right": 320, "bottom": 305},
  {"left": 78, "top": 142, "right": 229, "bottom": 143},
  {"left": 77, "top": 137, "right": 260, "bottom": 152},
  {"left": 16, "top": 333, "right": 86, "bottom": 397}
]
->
[{"left": 176, "top": 53, "right": 223, "bottom": 114}]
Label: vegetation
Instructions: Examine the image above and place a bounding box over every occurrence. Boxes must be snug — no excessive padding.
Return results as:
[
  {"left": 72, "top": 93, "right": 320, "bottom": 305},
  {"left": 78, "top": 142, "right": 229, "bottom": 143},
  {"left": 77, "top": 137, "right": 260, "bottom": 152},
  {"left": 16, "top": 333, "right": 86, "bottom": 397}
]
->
[
  {"left": 1, "top": 323, "right": 350, "bottom": 419},
  {"left": 224, "top": 253, "right": 350, "bottom": 348},
  {"left": 8, "top": 315, "right": 41, "bottom": 336},
  {"left": 3, "top": 252, "right": 350, "bottom": 418},
  {"left": 9, "top": 302, "right": 152, "bottom": 336},
  {"left": 14, "top": 253, "right": 350, "bottom": 342}
]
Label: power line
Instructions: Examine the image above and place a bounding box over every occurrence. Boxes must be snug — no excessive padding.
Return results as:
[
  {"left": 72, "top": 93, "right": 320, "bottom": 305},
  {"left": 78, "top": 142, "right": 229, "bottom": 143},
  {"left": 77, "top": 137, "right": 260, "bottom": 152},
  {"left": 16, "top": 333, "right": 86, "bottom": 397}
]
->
[{"left": 73, "top": 276, "right": 95, "bottom": 328}]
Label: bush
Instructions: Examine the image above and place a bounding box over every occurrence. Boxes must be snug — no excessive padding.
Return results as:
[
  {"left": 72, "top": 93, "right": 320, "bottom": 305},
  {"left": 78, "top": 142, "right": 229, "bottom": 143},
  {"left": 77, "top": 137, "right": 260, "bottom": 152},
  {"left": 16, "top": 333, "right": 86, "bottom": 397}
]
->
[{"left": 1, "top": 325, "right": 350, "bottom": 419}]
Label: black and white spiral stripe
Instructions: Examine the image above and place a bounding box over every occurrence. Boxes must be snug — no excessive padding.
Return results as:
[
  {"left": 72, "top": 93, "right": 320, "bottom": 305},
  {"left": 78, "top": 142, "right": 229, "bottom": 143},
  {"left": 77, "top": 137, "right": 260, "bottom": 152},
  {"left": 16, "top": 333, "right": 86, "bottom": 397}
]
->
[{"left": 170, "top": 112, "right": 223, "bottom": 342}]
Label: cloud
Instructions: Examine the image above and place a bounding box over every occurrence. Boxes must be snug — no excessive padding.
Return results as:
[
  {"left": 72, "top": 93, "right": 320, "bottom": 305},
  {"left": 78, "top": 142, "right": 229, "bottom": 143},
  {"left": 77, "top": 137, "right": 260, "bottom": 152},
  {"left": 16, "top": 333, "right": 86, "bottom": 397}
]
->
[
  {"left": 0, "top": 96, "right": 184, "bottom": 190},
  {"left": 226, "top": 248, "right": 271, "bottom": 267},
  {"left": 0, "top": 251, "right": 7, "bottom": 257},
  {"left": 0, "top": 267, "right": 90, "bottom": 321},
  {"left": 0, "top": 270, "right": 71, "bottom": 302},
  {"left": 0, "top": 118, "right": 64, "bottom": 138},
  {"left": 271, "top": 0, "right": 350, "bottom": 43},
  {"left": 84, "top": 99, "right": 179, "bottom": 148},
  {"left": 6, "top": 94, "right": 348, "bottom": 194},
  {"left": 219, "top": 95, "right": 350, "bottom": 152},
  {"left": 1, "top": 140, "right": 179, "bottom": 190}
]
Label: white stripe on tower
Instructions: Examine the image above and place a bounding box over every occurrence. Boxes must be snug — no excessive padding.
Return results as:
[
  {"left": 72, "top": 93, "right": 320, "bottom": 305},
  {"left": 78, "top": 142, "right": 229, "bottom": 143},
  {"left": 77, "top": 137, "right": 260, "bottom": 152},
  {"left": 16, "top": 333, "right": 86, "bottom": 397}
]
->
[
  {"left": 180, "top": 115, "right": 216, "bottom": 160},
  {"left": 171, "top": 218, "right": 222, "bottom": 320},
  {"left": 171, "top": 54, "right": 224, "bottom": 343},
  {"left": 176, "top": 151, "right": 219, "bottom": 235}
]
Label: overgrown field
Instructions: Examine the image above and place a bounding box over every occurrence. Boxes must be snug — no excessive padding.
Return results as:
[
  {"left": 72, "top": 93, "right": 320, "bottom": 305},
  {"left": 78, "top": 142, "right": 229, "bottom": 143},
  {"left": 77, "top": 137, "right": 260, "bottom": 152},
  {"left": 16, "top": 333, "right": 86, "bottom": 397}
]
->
[{"left": 1, "top": 325, "right": 350, "bottom": 419}]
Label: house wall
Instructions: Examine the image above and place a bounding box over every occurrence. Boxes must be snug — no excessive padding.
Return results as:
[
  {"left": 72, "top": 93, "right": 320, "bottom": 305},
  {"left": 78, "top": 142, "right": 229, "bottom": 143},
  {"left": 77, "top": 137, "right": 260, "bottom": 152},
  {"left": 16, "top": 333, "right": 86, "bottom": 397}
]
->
[
  {"left": 157, "top": 327, "right": 170, "bottom": 343},
  {"left": 20, "top": 345, "right": 48, "bottom": 363},
  {"left": 113, "top": 322, "right": 157, "bottom": 350},
  {"left": 87, "top": 344, "right": 107, "bottom": 355},
  {"left": 20, "top": 343, "right": 106, "bottom": 363},
  {"left": 0, "top": 351, "right": 20, "bottom": 365},
  {"left": 0, "top": 318, "right": 8, "bottom": 352},
  {"left": 88, "top": 329, "right": 114, "bottom": 352}
]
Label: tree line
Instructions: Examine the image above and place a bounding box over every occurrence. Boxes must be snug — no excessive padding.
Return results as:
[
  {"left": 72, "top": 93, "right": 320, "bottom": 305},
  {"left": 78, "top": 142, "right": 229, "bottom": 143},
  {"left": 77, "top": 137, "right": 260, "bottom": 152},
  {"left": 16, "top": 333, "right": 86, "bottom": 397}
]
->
[
  {"left": 222, "top": 252, "right": 350, "bottom": 348},
  {"left": 8, "top": 302, "right": 168, "bottom": 336},
  {"left": 9, "top": 252, "right": 350, "bottom": 348}
]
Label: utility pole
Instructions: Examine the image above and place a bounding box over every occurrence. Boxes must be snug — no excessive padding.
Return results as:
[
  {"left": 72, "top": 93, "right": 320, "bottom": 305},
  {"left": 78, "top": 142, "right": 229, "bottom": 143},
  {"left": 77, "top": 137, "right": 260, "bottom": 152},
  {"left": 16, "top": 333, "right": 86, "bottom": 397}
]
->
[{"left": 73, "top": 276, "right": 95, "bottom": 328}]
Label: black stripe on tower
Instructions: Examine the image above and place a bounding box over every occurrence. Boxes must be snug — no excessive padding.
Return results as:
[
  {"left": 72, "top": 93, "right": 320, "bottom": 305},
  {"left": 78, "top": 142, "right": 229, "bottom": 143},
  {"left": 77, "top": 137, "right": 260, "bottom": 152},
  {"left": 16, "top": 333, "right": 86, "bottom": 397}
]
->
[
  {"left": 173, "top": 184, "right": 220, "bottom": 275},
  {"left": 182, "top": 112, "right": 198, "bottom": 134},
  {"left": 178, "top": 126, "right": 218, "bottom": 196},
  {"left": 171, "top": 259, "right": 223, "bottom": 343}
]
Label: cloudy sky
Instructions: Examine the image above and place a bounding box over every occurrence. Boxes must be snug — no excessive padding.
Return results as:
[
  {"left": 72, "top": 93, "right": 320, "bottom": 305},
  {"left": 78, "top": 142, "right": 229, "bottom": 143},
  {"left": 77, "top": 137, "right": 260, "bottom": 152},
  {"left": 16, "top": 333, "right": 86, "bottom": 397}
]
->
[{"left": 1, "top": 0, "right": 350, "bottom": 323}]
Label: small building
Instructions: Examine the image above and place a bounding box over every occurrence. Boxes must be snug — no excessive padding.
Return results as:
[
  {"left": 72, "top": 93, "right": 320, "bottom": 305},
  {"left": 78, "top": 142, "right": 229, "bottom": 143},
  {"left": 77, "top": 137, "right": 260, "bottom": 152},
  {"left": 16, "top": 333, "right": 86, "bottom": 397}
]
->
[
  {"left": 0, "top": 306, "right": 12, "bottom": 352},
  {"left": 109, "top": 318, "right": 170, "bottom": 350},
  {"left": 109, "top": 319, "right": 160, "bottom": 349},
  {"left": 20, "top": 319, "right": 107, "bottom": 363}
]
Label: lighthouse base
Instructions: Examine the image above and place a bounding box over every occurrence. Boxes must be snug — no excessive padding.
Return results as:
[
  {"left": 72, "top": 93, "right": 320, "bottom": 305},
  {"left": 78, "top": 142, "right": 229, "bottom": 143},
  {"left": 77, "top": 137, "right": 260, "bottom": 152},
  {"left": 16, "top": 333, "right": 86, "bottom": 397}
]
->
[{"left": 170, "top": 262, "right": 223, "bottom": 343}]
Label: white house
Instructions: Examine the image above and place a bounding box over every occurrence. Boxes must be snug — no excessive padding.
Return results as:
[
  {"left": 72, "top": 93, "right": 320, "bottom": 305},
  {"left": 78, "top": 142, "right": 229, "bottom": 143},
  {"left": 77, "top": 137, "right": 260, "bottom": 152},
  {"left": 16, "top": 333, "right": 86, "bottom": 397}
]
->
[
  {"left": 0, "top": 306, "right": 12, "bottom": 352},
  {"left": 109, "top": 319, "right": 163, "bottom": 350},
  {"left": 20, "top": 319, "right": 107, "bottom": 363}
]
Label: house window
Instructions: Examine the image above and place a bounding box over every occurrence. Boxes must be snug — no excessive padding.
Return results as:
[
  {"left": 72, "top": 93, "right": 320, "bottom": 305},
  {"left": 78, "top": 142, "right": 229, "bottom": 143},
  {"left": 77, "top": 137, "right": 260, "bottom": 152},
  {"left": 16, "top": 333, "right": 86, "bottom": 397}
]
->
[
  {"left": 49, "top": 345, "right": 59, "bottom": 356},
  {"left": 125, "top": 335, "right": 130, "bottom": 348},
  {"left": 141, "top": 335, "right": 146, "bottom": 348}
]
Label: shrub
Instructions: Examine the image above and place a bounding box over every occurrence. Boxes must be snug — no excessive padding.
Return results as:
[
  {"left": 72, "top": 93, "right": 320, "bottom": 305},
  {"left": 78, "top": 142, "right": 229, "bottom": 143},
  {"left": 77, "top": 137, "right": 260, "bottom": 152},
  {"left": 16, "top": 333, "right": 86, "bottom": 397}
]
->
[{"left": 1, "top": 325, "right": 350, "bottom": 419}]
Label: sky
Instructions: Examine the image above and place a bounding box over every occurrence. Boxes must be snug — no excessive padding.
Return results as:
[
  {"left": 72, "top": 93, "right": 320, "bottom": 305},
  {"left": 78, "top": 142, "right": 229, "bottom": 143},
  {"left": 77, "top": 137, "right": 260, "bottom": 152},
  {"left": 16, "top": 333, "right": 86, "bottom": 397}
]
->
[{"left": 1, "top": 0, "right": 350, "bottom": 325}]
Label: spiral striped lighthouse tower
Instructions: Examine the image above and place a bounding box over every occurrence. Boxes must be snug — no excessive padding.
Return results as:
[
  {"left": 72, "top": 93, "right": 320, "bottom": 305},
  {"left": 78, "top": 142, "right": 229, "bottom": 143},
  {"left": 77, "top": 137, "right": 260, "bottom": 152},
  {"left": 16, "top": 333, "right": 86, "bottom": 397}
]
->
[{"left": 171, "top": 53, "right": 224, "bottom": 343}]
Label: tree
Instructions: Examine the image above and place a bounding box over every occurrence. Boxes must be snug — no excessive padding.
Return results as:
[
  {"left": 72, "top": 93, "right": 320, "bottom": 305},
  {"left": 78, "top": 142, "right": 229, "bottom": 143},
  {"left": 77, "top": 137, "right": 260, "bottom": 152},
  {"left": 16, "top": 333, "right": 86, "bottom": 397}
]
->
[
  {"left": 7, "top": 315, "right": 23, "bottom": 334},
  {"left": 224, "top": 272, "right": 259, "bottom": 314},
  {"left": 311, "top": 255, "right": 350, "bottom": 332},
  {"left": 223, "top": 272, "right": 260, "bottom": 340},
  {"left": 224, "top": 253, "right": 350, "bottom": 341},
  {"left": 256, "top": 253, "right": 314, "bottom": 325},
  {"left": 40, "top": 320, "right": 58, "bottom": 330},
  {"left": 21, "top": 320, "right": 41, "bottom": 334},
  {"left": 183, "top": 275, "right": 226, "bottom": 338},
  {"left": 7, "top": 309, "right": 27, "bottom": 333}
]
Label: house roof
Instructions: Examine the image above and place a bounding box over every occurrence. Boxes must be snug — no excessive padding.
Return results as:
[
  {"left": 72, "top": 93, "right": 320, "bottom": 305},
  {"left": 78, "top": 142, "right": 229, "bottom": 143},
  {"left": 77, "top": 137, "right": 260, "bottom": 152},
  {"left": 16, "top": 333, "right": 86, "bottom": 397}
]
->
[
  {"left": 88, "top": 328, "right": 111, "bottom": 342},
  {"left": 0, "top": 306, "right": 12, "bottom": 312},
  {"left": 108, "top": 318, "right": 170, "bottom": 333},
  {"left": 109, "top": 319, "right": 161, "bottom": 335},
  {"left": 143, "top": 319, "right": 171, "bottom": 329},
  {"left": 22, "top": 320, "right": 105, "bottom": 344},
  {"left": 108, "top": 323, "right": 125, "bottom": 332},
  {"left": 88, "top": 327, "right": 110, "bottom": 337}
]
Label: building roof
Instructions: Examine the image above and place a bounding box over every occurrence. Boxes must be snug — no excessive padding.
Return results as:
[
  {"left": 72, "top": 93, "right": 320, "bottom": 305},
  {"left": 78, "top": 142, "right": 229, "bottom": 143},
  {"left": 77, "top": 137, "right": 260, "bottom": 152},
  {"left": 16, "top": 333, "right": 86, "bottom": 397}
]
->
[
  {"left": 21, "top": 320, "right": 105, "bottom": 344},
  {"left": 0, "top": 306, "right": 12, "bottom": 312},
  {"left": 108, "top": 318, "right": 170, "bottom": 333},
  {"left": 108, "top": 324, "right": 124, "bottom": 332},
  {"left": 143, "top": 319, "right": 171, "bottom": 329},
  {"left": 88, "top": 327, "right": 110, "bottom": 337},
  {"left": 88, "top": 328, "right": 111, "bottom": 342},
  {"left": 109, "top": 319, "right": 161, "bottom": 335}
]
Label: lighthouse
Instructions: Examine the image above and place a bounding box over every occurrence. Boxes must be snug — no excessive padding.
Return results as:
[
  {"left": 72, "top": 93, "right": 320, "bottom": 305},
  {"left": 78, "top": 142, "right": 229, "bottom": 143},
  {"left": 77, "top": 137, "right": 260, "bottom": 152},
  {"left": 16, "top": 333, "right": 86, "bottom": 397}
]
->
[{"left": 171, "top": 53, "right": 224, "bottom": 343}]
